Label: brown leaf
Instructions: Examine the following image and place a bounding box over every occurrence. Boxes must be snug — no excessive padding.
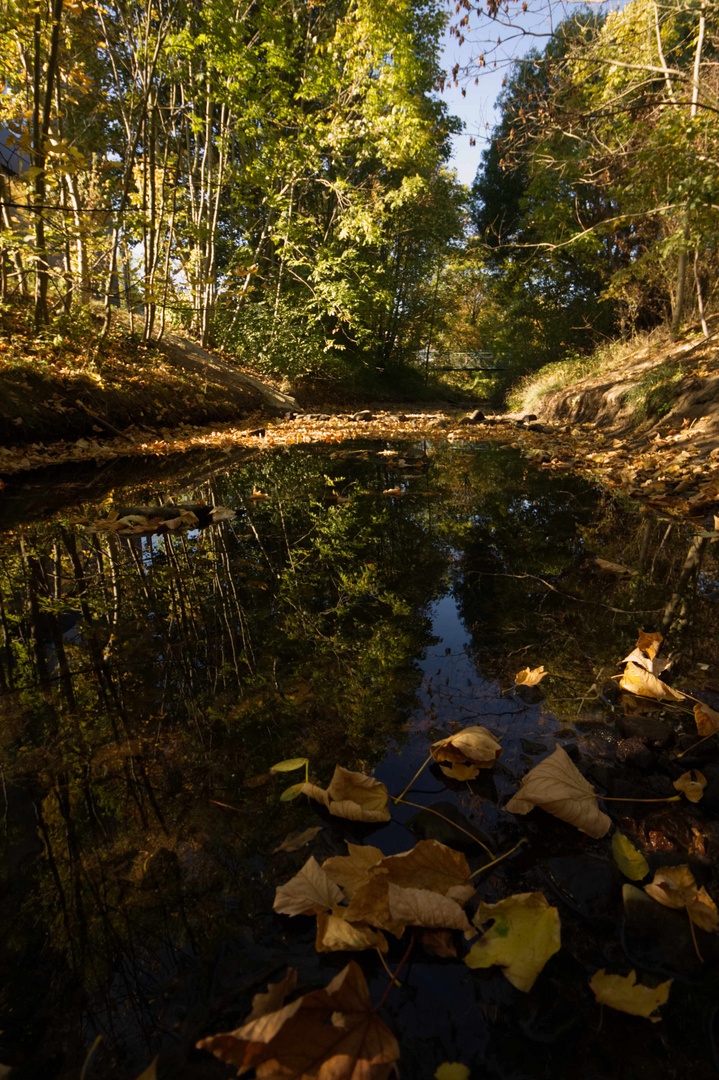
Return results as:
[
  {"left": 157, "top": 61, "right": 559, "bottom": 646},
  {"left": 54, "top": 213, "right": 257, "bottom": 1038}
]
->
[
  {"left": 595, "top": 558, "right": 633, "bottom": 576},
  {"left": 673, "top": 770, "right": 707, "bottom": 803},
  {"left": 273, "top": 856, "right": 343, "bottom": 916},
  {"left": 245, "top": 969, "right": 298, "bottom": 1023},
  {"left": 387, "top": 883, "right": 470, "bottom": 931},
  {"left": 197, "top": 961, "right": 399, "bottom": 1080},
  {"left": 344, "top": 875, "right": 404, "bottom": 937},
  {"left": 299, "top": 766, "right": 391, "bottom": 822},
  {"left": 644, "top": 865, "right": 718, "bottom": 932},
  {"left": 316, "top": 912, "right": 388, "bottom": 953},
  {"left": 421, "top": 929, "right": 458, "bottom": 958},
  {"left": 505, "top": 746, "right": 611, "bottom": 838},
  {"left": 430, "top": 726, "right": 502, "bottom": 771},
  {"left": 322, "top": 844, "right": 385, "bottom": 898},
  {"left": 514, "top": 665, "right": 548, "bottom": 687},
  {"left": 273, "top": 826, "right": 324, "bottom": 854},
  {"left": 694, "top": 701, "right": 719, "bottom": 736},
  {"left": 378, "top": 840, "right": 474, "bottom": 901},
  {"left": 619, "top": 661, "right": 685, "bottom": 702},
  {"left": 636, "top": 630, "right": 663, "bottom": 659}
]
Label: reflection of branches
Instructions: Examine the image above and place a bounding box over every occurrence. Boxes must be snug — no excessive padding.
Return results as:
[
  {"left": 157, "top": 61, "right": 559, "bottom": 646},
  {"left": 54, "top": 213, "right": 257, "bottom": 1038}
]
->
[{"left": 477, "top": 570, "right": 662, "bottom": 615}]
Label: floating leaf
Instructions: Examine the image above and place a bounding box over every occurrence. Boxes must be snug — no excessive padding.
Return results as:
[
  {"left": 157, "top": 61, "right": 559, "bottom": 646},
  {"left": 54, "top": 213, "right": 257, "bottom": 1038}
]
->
[
  {"left": 619, "top": 661, "right": 684, "bottom": 702},
  {"left": 197, "top": 961, "right": 399, "bottom": 1078},
  {"left": 505, "top": 747, "right": 611, "bottom": 838},
  {"left": 694, "top": 701, "right": 719, "bottom": 736},
  {"left": 298, "top": 765, "right": 391, "bottom": 822},
  {"left": 612, "top": 832, "right": 649, "bottom": 881},
  {"left": 316, "top": 911, "right": 388, "bottom": 953},
  {"left": 430, "top": 726, "right": 502, "bottom": 779},
  {"left": 387, "top": 883, "right": 471, "bottom": 931},
  {"left": 323, "top": 843, "right": 385, "bottom": 898},
  {"left": 273, "top": 855, "right": 343, "bottom": 916},
  {"left": 673, "top": 770, "right": 706, "bottom": 803},
  {"left": 590, "top": 969, "right": 671, "bottom": 1020},
  {"left": 279, "top": 782, "right": 306, "bottom": 802},
  {"left": 378, "top": 840, "right": 474, "bottom": 901},
  {"left": 644, "top": 865, "right": 718, "bottom": 932},
  {"left": 514, "top": 666, "right": 548, "bottom": 687},
  {"left": 435, "top": 1064, "right": 471, "bottom": 1080},
  {"left": 270, "top": 757, "right": 308, "bottom": 773},
  {"left": 273, "top": 826, "right": 323, "bottom": 854},
  {"left": 465, "top": 892, "right": 561, "bottom": 991}
]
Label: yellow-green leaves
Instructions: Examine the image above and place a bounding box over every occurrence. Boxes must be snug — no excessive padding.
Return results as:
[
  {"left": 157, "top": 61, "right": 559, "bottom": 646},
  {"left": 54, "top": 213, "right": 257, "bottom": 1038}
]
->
[
  {"left": 612, "top": 832, "right": 649, "bottom": 881},
  {"left": 270, "top": 757, "right": 309, "bottom": 773},
  {"left": 505, "top": 747, "right": 611, "bottom": 838},
  {"left": 590, "top": 970, "right": 672, "bottom": 1020},
  {"left": 465, "top": 892, "right": 561, "bottom": 991}
]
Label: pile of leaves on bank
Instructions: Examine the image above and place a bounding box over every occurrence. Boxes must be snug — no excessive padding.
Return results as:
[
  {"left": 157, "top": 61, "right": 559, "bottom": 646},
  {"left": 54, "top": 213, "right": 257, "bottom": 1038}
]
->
[{"left": 190, "top": 630, "right": 719, "bottom": 1080}]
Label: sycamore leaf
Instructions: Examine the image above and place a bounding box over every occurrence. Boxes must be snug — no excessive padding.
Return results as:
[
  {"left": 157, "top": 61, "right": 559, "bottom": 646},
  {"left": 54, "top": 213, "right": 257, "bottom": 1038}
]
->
[
  {"left": 197, "top": 961, "right": 399, "bottom": 1079},
  {"left": 344, "top": 875, "right": 405, "bottom": 938},
  {"left": 465, "top": 892, "right": 561, "bottom": 991},
  {"left": 505, "top": 747, "right": 611, "bottom": 838},
  {"left": 430, "top": 726, "right": 502, "bottom": 772},
  {"left": 316, "top": 912, "right": 388, "bottom": 953},
  {"left": 694, "top": 701, "right": 719, "bottom": 736},
  {"left": 273, "top": 826, "right": 323, "bottom": 854},
  {"left": 636, "top": 630, "right": 663, "bottom": 659},
  {"left": 270, "top": 757, "right": 308, "bottom": 773},
  {"left": 378, "top": 840, "right": 473, "bottom": 900},
  {"left": 387, "top": 883, "right": 471, "bottom": 931},
  {"left": 298, "top": 765, "right": 391, "bottom": 822},
  {"left": 590, "top": 970, "right": 671, "bottom": 1020},
  {"left": 273, "top": 855, "right": 343, "bottom": 916},
  {"left": 322, "top": 843, "right": 385, "bottom": 898},
  {"left": 621, "top": 648, "right": 670, "bottom": 677},
  {"left": 673, "top": 770, "right": 706, "bottom": 803},
  {"left": 245, "top": 969, "right": 298, "bottom": 1023},
  {"left": 514, "top": 665, "right": 548, "bottom": 687},
  {"left": 644, "top": 865, "right": 718, "bottom": 932},
  {"left": 619, "top": 661, "right": 685, "bottom": 702},
  {"left": 612, "top": 833, "right": 649, "bottom": 881}
]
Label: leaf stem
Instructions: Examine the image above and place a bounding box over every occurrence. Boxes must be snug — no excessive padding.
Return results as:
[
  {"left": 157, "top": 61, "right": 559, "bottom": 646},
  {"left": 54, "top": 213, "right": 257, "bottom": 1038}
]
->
[
  {"left": 393, "top": 753, "right": 434, "bottom": 804},
  {"left": 470, "top": 837, "right": 527, "bottom": 879},
  {"left": 393, "top": 796, "right": 494, "bottom": 858},
  {"left": 677, "top": 731, "right": 717, "bottom": 758},
  {"left": 376, "top": 947, "right": 401, "bottom": 986},
  {"left": 688, "top": 911, "right": 703, "bottom": 963},
  {"left": 374, "top": 932, "right": 415, "bottom": 1013},
  {"left": 582, "top": 794, "right": 681, "bottom": 804}
]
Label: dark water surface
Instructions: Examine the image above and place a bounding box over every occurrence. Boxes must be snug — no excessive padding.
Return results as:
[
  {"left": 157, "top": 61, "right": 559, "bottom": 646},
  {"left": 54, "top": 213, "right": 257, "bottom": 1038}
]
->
[{"left": 1, "top": 440, "right": 719, "bottom": 1079}]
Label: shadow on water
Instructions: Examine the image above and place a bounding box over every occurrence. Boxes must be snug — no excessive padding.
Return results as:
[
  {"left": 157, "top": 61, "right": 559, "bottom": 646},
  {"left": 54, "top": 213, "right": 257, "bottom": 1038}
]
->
[{"left": 1, "top": 440, "right": 719, "bottom": 1078}]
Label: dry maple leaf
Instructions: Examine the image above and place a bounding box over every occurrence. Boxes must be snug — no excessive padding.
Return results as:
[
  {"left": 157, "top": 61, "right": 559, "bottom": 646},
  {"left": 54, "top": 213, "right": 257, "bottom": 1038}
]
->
[
  {"left": 505, "top": 746, "right": 611, "bottom": 838},
  {"left": 298, "top": 766, "right": 391, "bottom": 823},
  {"left": 589, "top": 969, "right": 671, "bottom": 1020},
  {"left": 694, "top": 701, "right": 719, "bottom": 736},
  {"left": 618, "top": 661, "right": 685, "bottom": 702},
  {"left": 644, "top": 865, "right": 718, "bottom": 932},
  {"left": 430, "top": 726, "right": 502, "bottom": 779},
  {"left": 273, "top": 856, "right": 343, "bottom": 916},
  {"left": 673, "top": 770, "right": 707, "bottom": 803},
  {"left": 377, "top": 839, "right": 474, "bottom": 900},
  {"left": 465, "top": 892, "right": 561, "bottom": 992},
  {"left": 197, "top": 961, "right": 399, "bottom": 1080},
  {"left": 514, "top": 665, "right": 548, "bottom": 687}
]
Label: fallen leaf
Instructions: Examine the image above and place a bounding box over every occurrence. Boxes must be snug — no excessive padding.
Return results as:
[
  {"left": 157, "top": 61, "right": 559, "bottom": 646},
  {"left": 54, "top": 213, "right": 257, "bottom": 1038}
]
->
[
  {"left": 298, "top": 765, "right": 391, "bottom": 822},
  {"left": 694, "top": 701, "right": 719, "bottom": 736},
  {"left": 505, "top": 747, "right": 611, "bottom": 838},
  {"left": 273, "top": 826, "right": 323, "bottom": 854},
  {"left": 595, "top": 558, "right": 634, "bottom": 576},
  {"left": 589, "top": 969, "right": 671, "bottom": 1020},
  {"left": 421, "top": 929, "right": 458, "bottom": 958},
  {"left": 435, "top": 1064, "right": 470, "bottom": 1080},
  {"left": 273, "top": 855, "right": 343, "bottom": 916},
  {"left": 619, "top": 661, "right": 685, "bottom": 702},
  {"left": 465, "top": 892, "right": 561, "bottom": 991},
  {"left": 344, "top": 874, "right": 404, "bottom": 937},
  {"left": 430, "top": 726, "right": 502, "bottom": 779},
  {"left": 377, "top": 839, "right": 474, "bottom": 901},
  {"left": 387, "top": 882, "right": 471, "bottom": 931},
  {"left": 514, "top": 665, "right": 548, "bottom": 687},
  {"left": 197, "top": 961, "right": 399, "bottom": 1079},
  {"left": 612, "top": 832, "right": 649, "bottom": 881},
  {"left": 245, "top": 969, "right": 298, "bottom": 1022},
  {"left": 644, "top": 865, "right": 718, "bottom": 931},
  {"left": 636, "top": 630, "right": 663, "bottom": 659},
  {"left": 621, "top": 648, "right": 670, "bottom": 677},
  {"left": 323, "top": 843, "right": 386, "bottom": 898},
  {"left": 673, "top": 770, "right": 707, "bottom": 803},
  {"left": 270, "top": 757, "right": 308, "bottom": 773},
  {"left": 316, "top": 911, "right": 388, "bottom": 953}
]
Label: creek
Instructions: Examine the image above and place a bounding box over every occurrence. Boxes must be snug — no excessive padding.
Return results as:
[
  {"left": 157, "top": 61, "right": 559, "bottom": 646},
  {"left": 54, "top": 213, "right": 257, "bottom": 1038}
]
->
[{"left": 1, "top": 438, "right": 719, "bottom": 1080}]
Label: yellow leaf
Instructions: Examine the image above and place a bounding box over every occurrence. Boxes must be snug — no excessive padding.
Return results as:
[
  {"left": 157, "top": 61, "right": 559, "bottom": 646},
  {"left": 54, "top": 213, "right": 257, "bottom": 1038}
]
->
[
  {"left": 612, "top": 832, "right": 649, "bottom": 881},
  {"left": 298, "top": 765, "right": 391, "bottom": 822},
  {"left": 322, "top": 843, "right": 385, "bottom": 898},
  {"left": 673, "top": 770, "right": 707, "bottom": 803},
  {"left": 315, "top": 911, "right": 388, "bottom": 953},
  {"left": 430, "top": 726, "right": 502, "bottom": 770},
  {"left": 506, "top": 747, "right": 611, "bottom": 838},
  {"left": 279, "top": 782, "right": 305, "bottom": 802},
  {"left": 644, "top": 865, "right": 718, "bottom": 932},
  {"left": 636, "top": 630, "right": 663, "bottom": 659},
  {"left": 435, "top": 1064, "right": 471, "bottom": 1080},
  {"left": 514, "top": 665, "right": 548, "bottom": 687},
  {"left": 590, "top": 969, "right": 671, "bottom": 1019},
  {"left": 619, "top": 661, "right": 685, "bottom": 702},
  {"left": 694, "top": 701, "right": 719, "bottom": 736},
  {"left": 270, "top": 757, "right": 308, "bottom": 773},
  {"left": 273, "top": 856, "right": 343, "bottom": 916},
  {"left": 438, "top": 761, "right": 481, "bottom": 780},
  {"left": 465, "top": 892, "right": 561, "bottom": 991}
]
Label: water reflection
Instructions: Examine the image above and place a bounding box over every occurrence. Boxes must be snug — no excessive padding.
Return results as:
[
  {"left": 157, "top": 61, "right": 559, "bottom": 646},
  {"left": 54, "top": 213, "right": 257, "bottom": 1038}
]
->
[{"left": 0, "top": 441, "right": 717, "bottom": 1078}]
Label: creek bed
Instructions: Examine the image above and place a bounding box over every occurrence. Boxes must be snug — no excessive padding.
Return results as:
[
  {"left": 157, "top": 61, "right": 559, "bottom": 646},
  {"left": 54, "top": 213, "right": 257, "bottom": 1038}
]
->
[{"left": 1, "top": 439, "right": 718, "bottom": 1079}]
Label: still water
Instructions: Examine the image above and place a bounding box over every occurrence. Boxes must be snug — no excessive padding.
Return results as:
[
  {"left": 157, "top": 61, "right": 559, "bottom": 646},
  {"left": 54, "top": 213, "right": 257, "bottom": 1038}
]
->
[{"left": 1, "top": 440, "right": 718, "bottom": 1079}]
